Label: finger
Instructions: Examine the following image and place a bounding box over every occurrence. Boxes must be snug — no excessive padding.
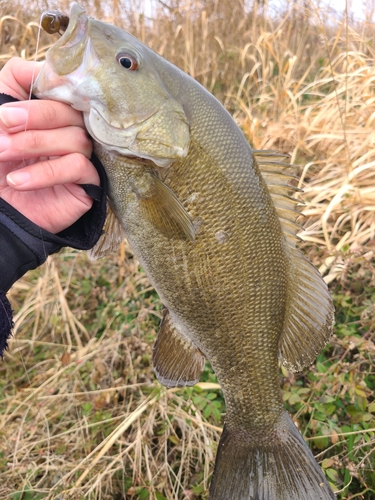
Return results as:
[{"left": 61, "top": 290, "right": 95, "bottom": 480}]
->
[
  {"left": 0, "top": 58, "right": 43, "bottom": 100},
  {"left": 0, "top": 99, "right": 85, "bottom": 133},
  {"left": 0, "top": 181, "right": 94, "bottom": 234},
  {"left": 6, "top": 153, "right": 100, "bottom": 190},
  {"left": 0, "top": 126, "right": 93, "bottom": 161}
]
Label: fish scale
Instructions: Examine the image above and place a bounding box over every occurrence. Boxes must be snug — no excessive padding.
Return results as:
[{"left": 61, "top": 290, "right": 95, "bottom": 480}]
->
[
  {"left": 34, "top": 4, "right": 336, "bottom": 499},
  {"left": 102, "top": 135, "right": 287, "bottom": 428}
]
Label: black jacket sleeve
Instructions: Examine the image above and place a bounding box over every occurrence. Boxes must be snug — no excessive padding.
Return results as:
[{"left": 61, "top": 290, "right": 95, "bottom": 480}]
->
[{"left": 0, "top": 93, "right": 108, "bottom": 356}]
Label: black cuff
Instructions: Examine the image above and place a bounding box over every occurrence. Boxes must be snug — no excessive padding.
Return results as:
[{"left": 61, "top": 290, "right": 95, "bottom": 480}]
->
[
  {"left": 0, "top": 154, "right": 107, "bottom": 292},
  {"left": 0, "top": 207, "right": 53, "bottom": 290},
  {"left": 56, "top": 153, "right": 108, "bottom": 247},
  {"left": 0, "top": 93, "right": 38, "bottom": 104},
  {"left": 0, "top": 290, "right": 13, "bottom": 358}
]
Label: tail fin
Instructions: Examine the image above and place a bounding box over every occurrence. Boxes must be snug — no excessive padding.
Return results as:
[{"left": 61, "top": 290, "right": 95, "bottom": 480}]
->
[{"left": 210, "top": 412, "right": 335, "bottom": 500}]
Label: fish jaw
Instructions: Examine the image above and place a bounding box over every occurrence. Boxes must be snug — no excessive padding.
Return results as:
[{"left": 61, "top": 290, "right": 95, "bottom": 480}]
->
[
  {"left": 33, "top": 4, "right": 104, "bottom": 115},
  {"left": 33, "top": 45, "right": 100, "bottom": 115},
  {"left": 33, "top": 3, "right": 190, "bottom": 167}
]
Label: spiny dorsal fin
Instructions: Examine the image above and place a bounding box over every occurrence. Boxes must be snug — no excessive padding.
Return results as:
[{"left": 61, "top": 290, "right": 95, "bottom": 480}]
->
[
  {"left": 254, "top": 150, "right": 334, "bottom": 372},
  {"left": 253, "top": 150, "right": 303, "bottom": 245},
  {"left": 88, "top": 205, "right": 126, "bottom": 261},
  {"left": 153, "top": 308, "right": 205, "bottom": 388}
]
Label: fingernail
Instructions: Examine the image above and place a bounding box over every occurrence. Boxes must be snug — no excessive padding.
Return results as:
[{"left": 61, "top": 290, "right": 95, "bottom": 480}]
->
[
  {"left": 7, "top": 171, "right": 31, "bottom": 186},
  {"left": 0, "top": 107, "right": 28, "bottom": 128},
  {"left": 0, "top": 135, "right": 11, "bottom": 152}
]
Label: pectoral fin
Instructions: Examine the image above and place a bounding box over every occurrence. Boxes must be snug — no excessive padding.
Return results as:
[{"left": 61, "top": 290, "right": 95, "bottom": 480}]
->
[
  {"left": 139, "top": 175, "right": 195, "bottom": 242},
  {"left": 88, "top": 205, "right": 125, "bottom": 261},
  {"left": 153, "top": 308, "right": 205, "bottom": 388}
]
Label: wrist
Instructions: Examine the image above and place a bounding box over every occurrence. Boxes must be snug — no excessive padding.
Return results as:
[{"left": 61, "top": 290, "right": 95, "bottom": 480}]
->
[{"left": 0, "top": 200, "right": 59, "bottom": 291}]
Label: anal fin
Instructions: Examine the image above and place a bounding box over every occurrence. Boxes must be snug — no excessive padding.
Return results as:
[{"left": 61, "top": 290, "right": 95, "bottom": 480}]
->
[{"left": 153, "top": 309, "right": 205, "bottom": 388}]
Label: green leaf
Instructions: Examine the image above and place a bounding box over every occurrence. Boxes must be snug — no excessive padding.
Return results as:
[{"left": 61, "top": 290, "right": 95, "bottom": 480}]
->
[
  {"left": 169, "top": 435, "right": 179, "bottom": 445},
  {"left": 10, "top": 493, "right": 46, "bottom": 500},
  {"left": 206, "top": 392, "right": 217, "bottom": 400},
  {"left": 316, "top": 361, "right": 329, "bottom": 373},
  {"left": 212, "top": 407, "right": 221, "bottom": 422},
  {"left": 320, "top": 395, "right": 335, "bottom": 404},
  {"left": 81, "top": 402, "right": 93, "bottom": 416},
  {"left": 362, "top": 412, "right": 374, "bottom": 422},
  {"left": 193, "top": 395, "right": 207, "bottom": 410},
  {"left": 326, "top": 468, "right": 340, "bottom": 483},
  {"left": 124, "top": 478, "right": 133, "bottom": 492},
  {"left": 314, "top": 435, "right": 329, "bottom": 449},
  {"left": 289, "top": 392, "right": 301, "bottom": 405},
  {"left": 324, "top": 404, "right": 336, "bottom": 416},
  {"left": 321, "top": 457, "right": 335, "bottom": 469},
  {"left": 283, "top": 391, "right": 291, "bottom": 401},
  {"left": 355, "top": 387, "right": 368, "bottom": 400},
  {"left": 155, "top": 493, "right": 168, "bottom": 500},
  {"left": 203, "top": 405, "right": 211, "bottom": 418},
  {"left": 137, "top": 488, "right": 149, "bottom": 500}
]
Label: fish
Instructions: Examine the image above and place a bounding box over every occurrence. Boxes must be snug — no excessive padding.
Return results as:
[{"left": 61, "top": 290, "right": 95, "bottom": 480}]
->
[{"left": 33, "top": 4, "right": 336, "bottom": 499}]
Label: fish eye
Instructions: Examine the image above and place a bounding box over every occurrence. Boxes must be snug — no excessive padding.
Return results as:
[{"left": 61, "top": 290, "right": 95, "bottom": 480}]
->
[{"left": 116, "top": 52, "right": 139, "bottom": 71}]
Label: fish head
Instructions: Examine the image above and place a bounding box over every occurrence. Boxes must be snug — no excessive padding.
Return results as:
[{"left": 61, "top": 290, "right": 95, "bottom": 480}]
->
[{"left": 33, "top": 3, "right": 190, "bottom": 167}]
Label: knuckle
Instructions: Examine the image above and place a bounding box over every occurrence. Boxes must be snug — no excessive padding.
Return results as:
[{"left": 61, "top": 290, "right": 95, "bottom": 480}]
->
[
  {"left": 75, "top": 128, "right": 92, "bottom": 156},
  {"left": 74, "top": 152, "right": 88, "bottom": 170},
  {"left": 64, "top": 152, "right": 85, "bottom": 174},
  {"left": 74, "top": 153, "right": 99, "bottom": 184},
  {"left": 44, "top": 159, "right": 57, "bottom": 181},
  {"left": 79, "top": 154, "right": 94, "bottom": 175},
  {"left": 5, "top": 57, "right": 22, "bottom": 71},
  {"left": 39, "top": 102, "right": 59, "bottom": 125},
  {"left": 27, "top": 129, "right": 43, "bottom": 150}
]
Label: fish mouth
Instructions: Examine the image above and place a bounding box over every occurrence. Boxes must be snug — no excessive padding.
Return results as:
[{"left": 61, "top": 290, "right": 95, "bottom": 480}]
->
[
  {"left": 33, "top": 4, "right": 95, "bottom": 108},
  {"left": 42, "top": 4, "right": 89, "bottom": 76},
  {"left": 86, "top": 105, "right": 185, "bottom": 168},
  {"left": 57, "top": 4, "right": 87, "bottom": 49},
  {"left": 90, "top": 105, "right": 159, "bottom": 136}
]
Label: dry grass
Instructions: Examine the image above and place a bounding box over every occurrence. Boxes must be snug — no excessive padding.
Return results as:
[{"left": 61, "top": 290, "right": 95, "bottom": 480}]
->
[
  {"left": 0, "top": 1, "right": 375, "bottom": 499},
  {"left": 1, "top": 249, "right": 221, "bottom": 499}
]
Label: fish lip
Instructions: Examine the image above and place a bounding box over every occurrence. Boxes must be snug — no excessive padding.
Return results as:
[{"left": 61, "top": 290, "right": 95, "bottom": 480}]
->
[
  {"left": 36, "top": 4, "right": 90, "bottom": 78},
  {"left": 86, "top": 108, "right": 179, "bottom": 167},
  {"left": 90, "top": 106, "right": 159, "bottom": 135},
  {"left": 57, "top": 3, "right": 88, "bottom": 49}
]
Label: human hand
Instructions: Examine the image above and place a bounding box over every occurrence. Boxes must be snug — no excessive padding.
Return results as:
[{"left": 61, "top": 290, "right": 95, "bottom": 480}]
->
[{"left": 0, "top": 57, "right": 100, "bottom": 234}]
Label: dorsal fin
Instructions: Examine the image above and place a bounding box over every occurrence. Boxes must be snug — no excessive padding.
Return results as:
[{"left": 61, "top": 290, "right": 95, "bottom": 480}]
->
[
  {"left": 254, "top": 150, "right": 334, "bottom": 372},
  {"left": 253, "top": 150, "right": 304, "bottom": 242}
]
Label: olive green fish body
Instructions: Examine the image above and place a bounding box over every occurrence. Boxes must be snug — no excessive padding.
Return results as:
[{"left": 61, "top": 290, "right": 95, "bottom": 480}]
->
[
  {"left": 98, "top": 124, "right": 287, "bottom": 431},
  {"left": 33, "top": 5, "right": 335, "bottom": 498}
]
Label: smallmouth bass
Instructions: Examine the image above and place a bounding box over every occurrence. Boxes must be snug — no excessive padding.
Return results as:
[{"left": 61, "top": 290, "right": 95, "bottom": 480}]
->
[{"left": 34, "top": 4, "right": 335, "bottom": 499}]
